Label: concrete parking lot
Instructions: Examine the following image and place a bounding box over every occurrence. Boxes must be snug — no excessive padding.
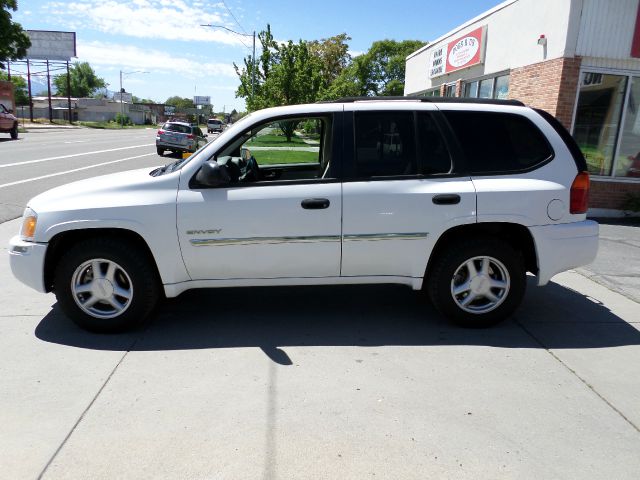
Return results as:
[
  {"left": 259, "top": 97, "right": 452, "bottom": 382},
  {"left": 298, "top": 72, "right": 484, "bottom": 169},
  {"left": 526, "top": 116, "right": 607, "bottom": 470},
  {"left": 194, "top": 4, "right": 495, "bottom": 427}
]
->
[{"left": 1, "top": 215, "right": 639, "bottom": 479}]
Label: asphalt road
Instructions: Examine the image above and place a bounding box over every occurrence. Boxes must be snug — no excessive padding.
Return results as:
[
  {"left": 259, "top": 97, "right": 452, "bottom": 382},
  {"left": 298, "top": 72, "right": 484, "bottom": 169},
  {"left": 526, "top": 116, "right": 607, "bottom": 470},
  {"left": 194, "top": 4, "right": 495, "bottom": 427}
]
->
[
  {"left": 0, "top": 127, "right": 170, "bottom": 223},
  {"left": 1, "top": 128, "right": 639, "bottom": 478}
]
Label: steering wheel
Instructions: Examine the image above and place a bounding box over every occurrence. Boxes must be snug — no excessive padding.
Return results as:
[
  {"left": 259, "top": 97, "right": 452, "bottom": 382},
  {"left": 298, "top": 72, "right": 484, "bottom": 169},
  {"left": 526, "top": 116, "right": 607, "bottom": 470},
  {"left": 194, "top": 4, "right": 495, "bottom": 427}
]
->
[{"left": 246, "top": 155, "right": 261, "bottom": 181}]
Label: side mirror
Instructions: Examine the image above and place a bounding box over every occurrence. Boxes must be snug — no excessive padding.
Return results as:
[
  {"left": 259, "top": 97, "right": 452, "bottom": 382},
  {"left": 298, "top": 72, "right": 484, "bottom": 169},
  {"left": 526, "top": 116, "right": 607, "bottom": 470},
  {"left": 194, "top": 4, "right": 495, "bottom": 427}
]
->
[{"left": 195, "top": 161, "right": 230, "bottom": 187}]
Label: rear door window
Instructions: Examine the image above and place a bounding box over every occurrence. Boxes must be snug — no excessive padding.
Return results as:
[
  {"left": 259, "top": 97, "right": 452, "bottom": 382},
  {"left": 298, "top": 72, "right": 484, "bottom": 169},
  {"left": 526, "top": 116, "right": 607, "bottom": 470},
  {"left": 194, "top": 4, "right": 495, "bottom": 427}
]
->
[
  {"left": 443, "top": 111, "right": 553, "bottom": 174},
  {"left": 354, "top": 111, "right": 416, "bottom": 177},
  {"left": 351, "top": 111, "right": 452, "bottom": 178}
]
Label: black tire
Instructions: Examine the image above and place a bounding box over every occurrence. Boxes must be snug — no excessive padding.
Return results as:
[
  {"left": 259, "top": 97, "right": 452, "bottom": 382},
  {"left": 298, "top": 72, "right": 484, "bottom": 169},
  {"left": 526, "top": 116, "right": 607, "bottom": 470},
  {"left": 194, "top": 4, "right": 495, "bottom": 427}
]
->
[
  {"left": 426, "top": 237, "right": 526, "bottom": 328},
  {"left": 157, "top": 147, "right": 164, "bottom": 156},
  {"left": 53, "top": 237, "right": 161, "bottom": 333},
  {"left": 10, "top": 123, "right": 18, "bottom": 140}
]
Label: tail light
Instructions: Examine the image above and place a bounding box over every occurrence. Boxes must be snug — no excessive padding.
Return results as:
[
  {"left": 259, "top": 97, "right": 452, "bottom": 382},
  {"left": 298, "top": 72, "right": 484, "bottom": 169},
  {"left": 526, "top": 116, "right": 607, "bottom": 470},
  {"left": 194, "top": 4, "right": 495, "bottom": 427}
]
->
[
  {"left": 157, "top": 129, "right": 164, "bottom": 135},
  {"left": 570, "top": 171, "right": 590, "bottom": 214},
  {"left": 187, "top": 134, "right": 194, "bottom": 139}
]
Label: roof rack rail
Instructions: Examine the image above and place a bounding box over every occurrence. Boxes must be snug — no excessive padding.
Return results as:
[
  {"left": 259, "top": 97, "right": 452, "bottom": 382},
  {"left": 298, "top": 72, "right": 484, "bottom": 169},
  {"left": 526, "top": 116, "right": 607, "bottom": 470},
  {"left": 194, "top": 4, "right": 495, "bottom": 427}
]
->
[{"left": 318, "top": 96, "right": 525, "bottom": 107}]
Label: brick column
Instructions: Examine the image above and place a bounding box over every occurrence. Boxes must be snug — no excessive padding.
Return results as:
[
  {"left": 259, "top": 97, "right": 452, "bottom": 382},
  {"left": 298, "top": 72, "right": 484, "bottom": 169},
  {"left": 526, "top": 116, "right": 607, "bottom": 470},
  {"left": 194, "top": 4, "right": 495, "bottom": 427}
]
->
[{"left": 509, "top": 56, "right": 582, "bottom": 129}]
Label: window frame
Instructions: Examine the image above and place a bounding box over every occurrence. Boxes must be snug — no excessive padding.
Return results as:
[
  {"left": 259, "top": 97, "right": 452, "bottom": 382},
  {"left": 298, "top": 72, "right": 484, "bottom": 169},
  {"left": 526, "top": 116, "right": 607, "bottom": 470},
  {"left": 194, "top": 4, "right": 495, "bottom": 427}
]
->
[
  {"left": 189, "top": 112, "right": 342, "bottom": 189},
  {"left": 341, "top": 110, "right": 460, "bottom": 182},
  {"left": 440, "top": 110, "right": 556, "bottom": 176},
  {"left": 571, "top": 68, "right": 640, "bottom": 181}
]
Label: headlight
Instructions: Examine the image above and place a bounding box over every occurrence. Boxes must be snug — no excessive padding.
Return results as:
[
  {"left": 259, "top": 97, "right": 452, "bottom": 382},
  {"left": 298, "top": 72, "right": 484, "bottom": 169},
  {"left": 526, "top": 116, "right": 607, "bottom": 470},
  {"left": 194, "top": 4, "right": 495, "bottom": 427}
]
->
[{"left": 20, "top": 207, "right": 38, "bottom": 241}]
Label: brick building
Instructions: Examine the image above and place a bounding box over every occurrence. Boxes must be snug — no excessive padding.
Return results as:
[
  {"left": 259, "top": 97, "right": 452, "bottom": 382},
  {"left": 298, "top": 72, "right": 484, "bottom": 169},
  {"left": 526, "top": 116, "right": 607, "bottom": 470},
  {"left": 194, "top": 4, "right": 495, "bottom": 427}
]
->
[{"left": 404, "top": 0, "right": 640, "bottom": 215}]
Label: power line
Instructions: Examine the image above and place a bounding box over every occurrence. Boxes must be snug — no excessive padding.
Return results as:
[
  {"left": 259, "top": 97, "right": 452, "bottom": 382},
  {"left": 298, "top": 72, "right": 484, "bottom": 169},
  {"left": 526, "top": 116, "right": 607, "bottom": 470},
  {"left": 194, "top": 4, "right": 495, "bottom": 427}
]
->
[{"left": 221, "top": 0, "right": 248, "bottom": 35}]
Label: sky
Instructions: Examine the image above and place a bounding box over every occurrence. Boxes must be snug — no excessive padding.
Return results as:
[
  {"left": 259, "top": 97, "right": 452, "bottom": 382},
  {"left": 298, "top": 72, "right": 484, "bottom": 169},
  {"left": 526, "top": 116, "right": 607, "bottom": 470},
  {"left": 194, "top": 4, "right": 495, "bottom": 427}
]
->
[{"left": 11, "top": 0, "right": 502, "bottom": 112}]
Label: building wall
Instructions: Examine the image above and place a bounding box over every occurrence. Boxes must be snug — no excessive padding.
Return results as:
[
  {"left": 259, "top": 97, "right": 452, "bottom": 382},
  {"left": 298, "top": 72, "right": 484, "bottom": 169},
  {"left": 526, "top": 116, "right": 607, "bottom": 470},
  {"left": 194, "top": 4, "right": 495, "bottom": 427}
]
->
[
  {"left": 405, "top": 0, "right": 577, "bottom": 95},
  {"left": 508, "top": 56, "right": 581, "bottom": 128},
  {"left": 574, "top": 0, "right": 640, "bottom": 59},
  {"left": 591, "top": 180, "right": 640, "bottom": 209}
]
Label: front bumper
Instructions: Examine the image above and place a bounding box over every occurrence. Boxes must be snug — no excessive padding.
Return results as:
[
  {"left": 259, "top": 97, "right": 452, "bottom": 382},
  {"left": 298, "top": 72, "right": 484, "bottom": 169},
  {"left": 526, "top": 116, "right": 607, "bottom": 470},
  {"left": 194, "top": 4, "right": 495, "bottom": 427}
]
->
[
  {"left": 8, "top": 235, "right": 48, "bottom": 293},
  {"left": 529, "top": 220, "right": 599, "bottom": 285}
]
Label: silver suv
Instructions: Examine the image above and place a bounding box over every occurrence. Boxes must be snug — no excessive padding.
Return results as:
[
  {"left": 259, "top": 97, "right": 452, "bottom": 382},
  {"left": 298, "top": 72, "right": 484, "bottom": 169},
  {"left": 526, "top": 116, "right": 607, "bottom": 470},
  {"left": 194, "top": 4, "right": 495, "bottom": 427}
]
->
[
  {"left": 207, "top": 118, "right": 223, "bottom": 133},
  {"left": 156, "top": 121, "right": 207, "bottom": 156}
]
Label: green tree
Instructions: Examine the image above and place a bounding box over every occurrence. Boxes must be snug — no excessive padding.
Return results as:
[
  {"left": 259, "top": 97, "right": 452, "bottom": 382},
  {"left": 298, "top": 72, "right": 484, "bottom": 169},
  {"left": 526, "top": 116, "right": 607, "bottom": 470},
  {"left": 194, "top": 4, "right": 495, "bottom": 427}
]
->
[
  {"left": 324, "top": 39, "right": 425, "bottom": 99},
  {"left": 308, "top": 33, "right": 352, "bottom": 88},
  {"left": 164, "top": 96, "right": 194, "bottom": 110},
  {"left": 0, "top": 70, "right": 28, "bottom": 105},
  {"left": 235, "top": 24, "right": 323, "bottom": 128},
  {"left": 0, "top": 1, "right": 30, "bottom": 70},
  {"left": 53, "top": 62, "right": 107, "bottom": 98},
  {"left": 132, "top": 96, "right": 155, "bottom": 104}
]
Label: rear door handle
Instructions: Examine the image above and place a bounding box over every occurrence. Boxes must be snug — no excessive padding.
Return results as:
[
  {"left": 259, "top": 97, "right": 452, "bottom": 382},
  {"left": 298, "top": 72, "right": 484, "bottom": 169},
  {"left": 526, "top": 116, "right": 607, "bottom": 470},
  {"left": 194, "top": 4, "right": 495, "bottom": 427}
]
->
[
  {"left": 432, "top": 194, "right": 461, "bottom": 205},
  {"left": 301, "top": 198, "right": 330, "bottom": 209}
]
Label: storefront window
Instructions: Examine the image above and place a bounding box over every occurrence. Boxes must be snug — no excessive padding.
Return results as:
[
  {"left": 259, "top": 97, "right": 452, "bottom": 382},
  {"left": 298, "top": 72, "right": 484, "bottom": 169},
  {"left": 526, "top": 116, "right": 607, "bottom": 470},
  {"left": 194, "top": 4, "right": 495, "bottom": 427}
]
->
[
  {"left": 464, "top": 81, "right": 479, "bottom": 98},
  {"left": 421, "top": 89, "right": 440, "bottom": 97},
  {"left": 573, "top": 73, "right": 627, "bottom": 176},
  {"left": 478, "top": 79, "right": 493, "bottom": 98},
  {"left": 616, "top": 77, "right": 640, "bottom": 178},
  {"left": 493, "top": 75, "right": 509, "bottom": 99},
  {"left": 444, "top": 84, "right": 456, "bottom": 97}
]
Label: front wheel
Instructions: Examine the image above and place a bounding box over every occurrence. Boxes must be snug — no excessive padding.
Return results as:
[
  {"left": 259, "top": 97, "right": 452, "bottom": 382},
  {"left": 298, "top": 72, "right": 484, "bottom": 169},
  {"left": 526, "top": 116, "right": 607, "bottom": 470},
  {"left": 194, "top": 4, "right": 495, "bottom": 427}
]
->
[
  {"left": 10, "top": 123, "right": 18, "bottom": 140},
  {"left": 53, "top": 238, "right": 161, "bottom": 332},
  {"left": 426, "top": 237, "right": 526, "bottom": 328}
]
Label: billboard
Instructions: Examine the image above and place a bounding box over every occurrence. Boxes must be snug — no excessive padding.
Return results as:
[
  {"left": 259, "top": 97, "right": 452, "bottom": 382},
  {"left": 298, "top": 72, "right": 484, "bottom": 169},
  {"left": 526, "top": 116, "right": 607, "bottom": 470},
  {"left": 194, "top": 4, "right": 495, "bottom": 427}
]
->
[
  {"left": 114, "top": 92, "right": 133, "bottom": 103},
  {"left": 26, "top": 30, "right": 77, "bottom": 61},
  {"left": 194, "top": 96, "right": 211, "bottom": 105}
]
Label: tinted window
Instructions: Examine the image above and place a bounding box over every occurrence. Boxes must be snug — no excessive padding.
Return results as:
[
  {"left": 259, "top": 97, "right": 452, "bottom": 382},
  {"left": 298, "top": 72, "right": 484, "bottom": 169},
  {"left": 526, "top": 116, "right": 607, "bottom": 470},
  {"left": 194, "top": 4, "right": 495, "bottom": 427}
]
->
[
  {"left": 354, "top": 112, "right": 416, "bottom": 177},
  {"left": 417, "top": 113, "right": 451, "bottom": 174},
  {"left": 444, "top": 111, "right": 553, "bottom": 173}
]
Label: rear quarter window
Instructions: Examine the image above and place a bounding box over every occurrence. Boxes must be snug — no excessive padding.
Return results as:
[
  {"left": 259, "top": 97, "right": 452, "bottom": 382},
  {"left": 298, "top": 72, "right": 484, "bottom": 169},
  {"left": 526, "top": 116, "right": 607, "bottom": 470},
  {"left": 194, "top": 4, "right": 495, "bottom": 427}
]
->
[{"left": 443, "top": 111, "right": 554, "bottom": 174}]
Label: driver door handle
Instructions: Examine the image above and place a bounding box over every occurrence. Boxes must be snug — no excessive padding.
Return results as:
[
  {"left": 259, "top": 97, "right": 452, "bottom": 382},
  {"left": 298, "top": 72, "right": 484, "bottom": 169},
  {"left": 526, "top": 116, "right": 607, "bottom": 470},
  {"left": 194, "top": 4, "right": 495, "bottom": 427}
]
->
[{"left": 301, "top": 198, "right": 330, "bottom": 209}]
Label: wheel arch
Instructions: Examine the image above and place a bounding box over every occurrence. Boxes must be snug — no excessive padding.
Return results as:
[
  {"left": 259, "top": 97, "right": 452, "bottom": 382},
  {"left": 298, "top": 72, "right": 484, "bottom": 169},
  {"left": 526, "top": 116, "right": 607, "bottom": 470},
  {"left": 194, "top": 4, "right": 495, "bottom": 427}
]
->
[
  {"left": 425, "top": 222, "right": 538, "bottom": 281},
  {"left": 44, "top": 228, "right": 162, "bottom": 293}
]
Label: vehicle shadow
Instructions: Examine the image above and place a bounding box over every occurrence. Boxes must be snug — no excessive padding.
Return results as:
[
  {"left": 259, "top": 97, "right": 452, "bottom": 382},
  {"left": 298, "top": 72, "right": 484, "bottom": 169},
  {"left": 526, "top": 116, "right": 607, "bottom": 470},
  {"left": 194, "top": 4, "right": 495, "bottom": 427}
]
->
[{"left": 34, "top": 278, "right": 640, "bottom": 362}]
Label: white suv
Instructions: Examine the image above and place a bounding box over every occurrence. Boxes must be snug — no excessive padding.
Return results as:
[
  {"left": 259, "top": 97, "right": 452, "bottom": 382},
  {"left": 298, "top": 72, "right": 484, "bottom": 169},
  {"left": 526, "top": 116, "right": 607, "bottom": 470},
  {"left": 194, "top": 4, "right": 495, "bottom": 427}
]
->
[{"left": 9, "top": 98, "right": 598, "bottom": 332}]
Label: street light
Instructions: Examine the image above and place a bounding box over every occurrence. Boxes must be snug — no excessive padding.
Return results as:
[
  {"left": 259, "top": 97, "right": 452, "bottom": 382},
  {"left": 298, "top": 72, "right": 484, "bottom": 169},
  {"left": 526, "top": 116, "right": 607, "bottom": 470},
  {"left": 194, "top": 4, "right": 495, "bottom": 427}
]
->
[
  {"left": 119, "top": 70, "right": 149, "bottom": 127},
  {"left": 201, "top": 24, "right": 256, "bottom": 105}
]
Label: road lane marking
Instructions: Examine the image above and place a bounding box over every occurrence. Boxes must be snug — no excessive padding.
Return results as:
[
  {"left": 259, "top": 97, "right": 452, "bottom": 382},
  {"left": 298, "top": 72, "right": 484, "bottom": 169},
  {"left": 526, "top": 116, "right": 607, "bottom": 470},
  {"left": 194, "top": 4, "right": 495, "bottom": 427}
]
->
[
  {"left": 0, "top": 153, "right": 157, "bottom": 189},
  {"left": 0, "top": 143, "right": 154, "bottom": 168},
  {"left": 63, "top": 140, "right": 88, "bottom": 144}
]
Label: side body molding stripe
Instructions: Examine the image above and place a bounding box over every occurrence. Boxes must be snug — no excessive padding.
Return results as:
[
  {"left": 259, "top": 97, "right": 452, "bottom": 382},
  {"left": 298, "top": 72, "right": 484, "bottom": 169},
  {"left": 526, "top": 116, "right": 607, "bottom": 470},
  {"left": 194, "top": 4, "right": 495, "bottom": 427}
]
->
[{"left": 189, "top": 232, "right": 429, "bottom": 247}]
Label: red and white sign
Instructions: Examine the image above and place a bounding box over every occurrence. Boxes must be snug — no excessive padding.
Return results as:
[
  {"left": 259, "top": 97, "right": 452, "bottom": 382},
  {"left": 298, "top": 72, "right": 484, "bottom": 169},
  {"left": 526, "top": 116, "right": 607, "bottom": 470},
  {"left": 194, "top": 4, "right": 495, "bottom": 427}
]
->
[{"left": 445, "top": 26, "right": 486, "bottom": 74}]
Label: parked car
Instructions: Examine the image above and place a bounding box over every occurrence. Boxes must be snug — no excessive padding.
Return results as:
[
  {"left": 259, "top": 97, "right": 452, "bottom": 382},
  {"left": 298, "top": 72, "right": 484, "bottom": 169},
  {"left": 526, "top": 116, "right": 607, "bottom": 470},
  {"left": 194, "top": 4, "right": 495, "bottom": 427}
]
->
[
  {"left": 156, "top": 121, "right": 207, "bottom": 156},
  {"left": 207, "top": 118, "right": 223, "bottom": 133},
  {"left": 8, "top": 97, "right": 598, "bottom": 332},
  {"left": 0, "top": 103, "right": 18, "bottom": 140}
]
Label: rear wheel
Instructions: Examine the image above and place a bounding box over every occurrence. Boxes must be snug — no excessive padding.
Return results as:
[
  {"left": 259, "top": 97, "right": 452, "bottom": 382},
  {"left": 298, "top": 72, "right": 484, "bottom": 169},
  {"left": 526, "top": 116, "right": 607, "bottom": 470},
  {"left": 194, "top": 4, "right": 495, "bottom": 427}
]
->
[
  {"left": 156, "top": 147, "right": 164, "bottom": 156},
  {"left": 10, "top": 123, "right": 18, "bottom": 140},
  {"left": 427, "top": 237, "right": 526, "bottom": 327},
  {"left": 53, "top": 237, "right": 160, "bottom": 332}
]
